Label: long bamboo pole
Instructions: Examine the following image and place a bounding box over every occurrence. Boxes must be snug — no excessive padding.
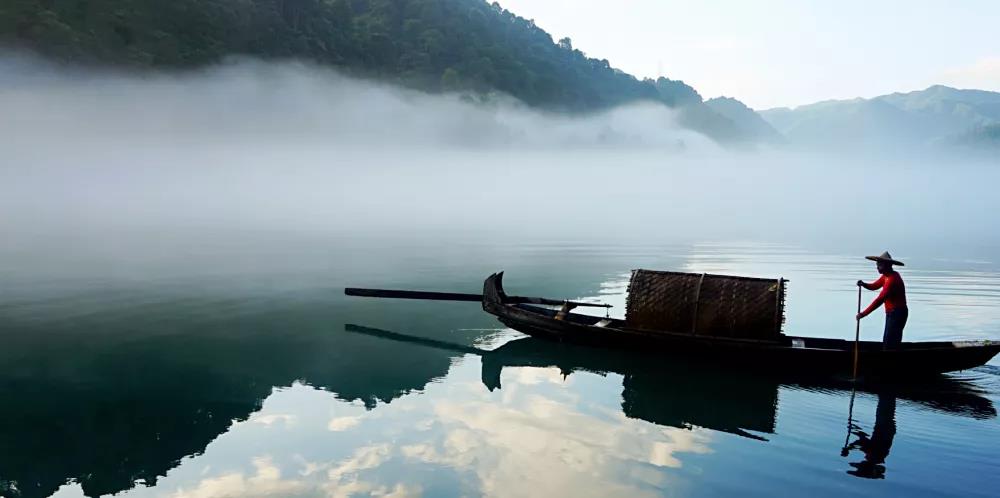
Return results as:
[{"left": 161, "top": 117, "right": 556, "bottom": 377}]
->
[
  {"left": 853, "top": 285, "right": 862, "bottom": 380},
  {"left": 345, "top": 287, "right": 612, "bottom": 308},
  {"left": 841, "top": 387, "right": 858, "bottom": 456}
]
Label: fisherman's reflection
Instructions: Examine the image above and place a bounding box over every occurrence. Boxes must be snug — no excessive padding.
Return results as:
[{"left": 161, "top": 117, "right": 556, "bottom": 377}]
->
[{"left": 842, "top": 390, "right": 897, "bottom": 479}]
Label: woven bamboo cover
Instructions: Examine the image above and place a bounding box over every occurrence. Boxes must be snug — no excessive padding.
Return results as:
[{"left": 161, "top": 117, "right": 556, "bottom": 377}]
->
[{"left": 625, "top": 269, "right": 785, "bottom": 340}]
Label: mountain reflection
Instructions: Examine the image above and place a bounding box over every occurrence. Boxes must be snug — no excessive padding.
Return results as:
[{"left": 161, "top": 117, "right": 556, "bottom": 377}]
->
[{"left": 0, "top": 302, "right": 467, "bottom": 498}]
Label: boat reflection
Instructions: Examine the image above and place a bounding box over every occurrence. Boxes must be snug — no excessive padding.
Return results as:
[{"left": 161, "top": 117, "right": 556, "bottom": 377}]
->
[
  {"left": 346, "top": 324, "right": 997, "bottom": 443},
  {"left": 483, "top": 333, "right": 996, "bottom": 482},
  {"left": 832, "top": 370, "right": 1000, "bottom": 479},
  {"left": 480, "top": 333, "right": 779, "bottom": 440}
]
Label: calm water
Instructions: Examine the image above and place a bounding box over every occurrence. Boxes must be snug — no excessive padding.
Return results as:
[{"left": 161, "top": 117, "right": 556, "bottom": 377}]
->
[
  {"left": 4, "top": 59, "right": 1000, "bottom": 498},
  {"left": 2, "top": 237, "right": 999, "bottom": 498}
]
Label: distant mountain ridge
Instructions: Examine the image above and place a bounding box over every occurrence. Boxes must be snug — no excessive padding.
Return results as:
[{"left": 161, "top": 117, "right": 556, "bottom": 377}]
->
[
  {"left": 760, "top": 85, "right": 1000, "bottom": 150},
  {"left": 706, "top": 97, "right": 783, "bottom": 144},
  {"left": 7, "top": 1, "right": 994, "bottom": 151}
]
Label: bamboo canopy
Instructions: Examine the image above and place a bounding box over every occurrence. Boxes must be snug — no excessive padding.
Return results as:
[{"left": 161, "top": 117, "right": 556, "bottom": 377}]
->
[{"left": 625, "top": 269, "right": 786, "bottom": 340}]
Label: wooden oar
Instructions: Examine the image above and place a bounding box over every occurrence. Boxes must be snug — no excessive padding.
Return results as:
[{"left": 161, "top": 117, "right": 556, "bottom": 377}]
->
[
  {"left": 841, "top": 387, "right": 858, "bottom": 457},
  {"left": 852, "top": 285, "right": 862, "bottom": 380},
  {"left": 844, "top": 285, "right": 863, "bottom": 455},
  {"left": 345, "top": 287, "right": 612, "bottom": 308}
]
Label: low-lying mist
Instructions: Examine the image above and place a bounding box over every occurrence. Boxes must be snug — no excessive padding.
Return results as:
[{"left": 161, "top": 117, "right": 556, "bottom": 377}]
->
[
  {"left": 2, "top": 53, "right": 998, "bottom": 282},
  {"left": 2, "top": 54, "right": 715, "bottom": 149}
]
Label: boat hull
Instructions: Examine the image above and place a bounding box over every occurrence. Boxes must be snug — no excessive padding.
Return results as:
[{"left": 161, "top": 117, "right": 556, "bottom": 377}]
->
[{"left": 481, "top": 272, "right": 1000, "bottom": 378}]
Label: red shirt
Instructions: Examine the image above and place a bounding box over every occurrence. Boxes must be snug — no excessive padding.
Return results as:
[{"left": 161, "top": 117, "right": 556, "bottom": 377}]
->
[{"left": 862, "top": 271, "right": 907, "bottom": 316}]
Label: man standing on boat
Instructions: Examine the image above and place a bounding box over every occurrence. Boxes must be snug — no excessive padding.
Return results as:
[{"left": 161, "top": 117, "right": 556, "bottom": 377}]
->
[{"left": 856, "top": 252, "right": 908, "bottom": 349}]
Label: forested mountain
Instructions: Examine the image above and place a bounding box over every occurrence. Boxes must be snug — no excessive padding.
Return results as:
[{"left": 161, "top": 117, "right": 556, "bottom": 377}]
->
[
  {"left": 760, "top": 85, "right": 1000, "bottom": 150},
  {"left": 950, "top": 123, "right": 1000, "bottom": 149},
  {"left": 0, "top": 0, "right": 751, "bottom": 143},
  {"left": 706, "top": 97, "right": 783, "bottom": 144}
]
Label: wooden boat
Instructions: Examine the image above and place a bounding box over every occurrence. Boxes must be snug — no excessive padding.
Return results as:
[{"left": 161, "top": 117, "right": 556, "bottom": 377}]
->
[
  {"left": 346, "top": 270, "right": 1000, "bottom": 378},
  {"left": 480, "top": 272, "right": 1000, "bottom": 377}
]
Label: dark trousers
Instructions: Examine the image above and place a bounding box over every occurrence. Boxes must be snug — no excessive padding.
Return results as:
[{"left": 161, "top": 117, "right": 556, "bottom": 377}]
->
[{"left": 883, "top": 307, "right": 908, "bottom": 349}]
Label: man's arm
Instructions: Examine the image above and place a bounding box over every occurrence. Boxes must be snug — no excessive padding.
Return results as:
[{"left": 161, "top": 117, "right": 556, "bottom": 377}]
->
[
  {"left": 860, "top": 285, "right": 889, "bottom": 317},
  {"left": 858, "top": 275, "right": 885, "bottom": 291}
]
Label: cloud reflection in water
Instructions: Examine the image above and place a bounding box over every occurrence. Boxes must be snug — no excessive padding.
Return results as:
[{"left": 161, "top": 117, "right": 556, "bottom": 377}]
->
[{"left": 48, "top": 357, "right": 713, "bottom": 498}]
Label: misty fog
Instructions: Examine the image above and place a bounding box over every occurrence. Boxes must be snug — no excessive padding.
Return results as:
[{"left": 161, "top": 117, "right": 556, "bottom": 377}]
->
[{"left": 2, "top": 53, "right": 998, "bottom": 284}]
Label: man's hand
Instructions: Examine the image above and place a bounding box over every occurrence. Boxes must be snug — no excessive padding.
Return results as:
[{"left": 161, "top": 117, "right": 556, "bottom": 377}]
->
[
  {"left": 856, "top": 280, "right": 865, "bottom": 287},
  {"left": 856, "top": 312, "right": 865, "bottom": 321}
]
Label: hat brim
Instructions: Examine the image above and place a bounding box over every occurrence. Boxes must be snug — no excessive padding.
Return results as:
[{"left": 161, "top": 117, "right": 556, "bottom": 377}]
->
[{"left": 866, "top": 255, "right": 904, "bottom": 266}]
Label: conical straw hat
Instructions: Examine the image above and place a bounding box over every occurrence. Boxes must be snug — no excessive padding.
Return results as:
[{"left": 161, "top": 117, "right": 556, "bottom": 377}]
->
[{"left": 865, "top": 251, "right": 904, "bottom": 266}]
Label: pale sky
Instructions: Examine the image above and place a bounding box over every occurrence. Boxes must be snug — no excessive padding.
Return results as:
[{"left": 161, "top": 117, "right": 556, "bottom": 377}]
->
[{"left": 497, "top": 0, "right": 1000, "bottom": 109}]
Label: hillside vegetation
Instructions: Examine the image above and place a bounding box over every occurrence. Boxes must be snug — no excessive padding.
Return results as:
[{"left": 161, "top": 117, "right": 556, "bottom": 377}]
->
[{"left": 1, "top": 0, "right": 747, "bottom": 142}]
